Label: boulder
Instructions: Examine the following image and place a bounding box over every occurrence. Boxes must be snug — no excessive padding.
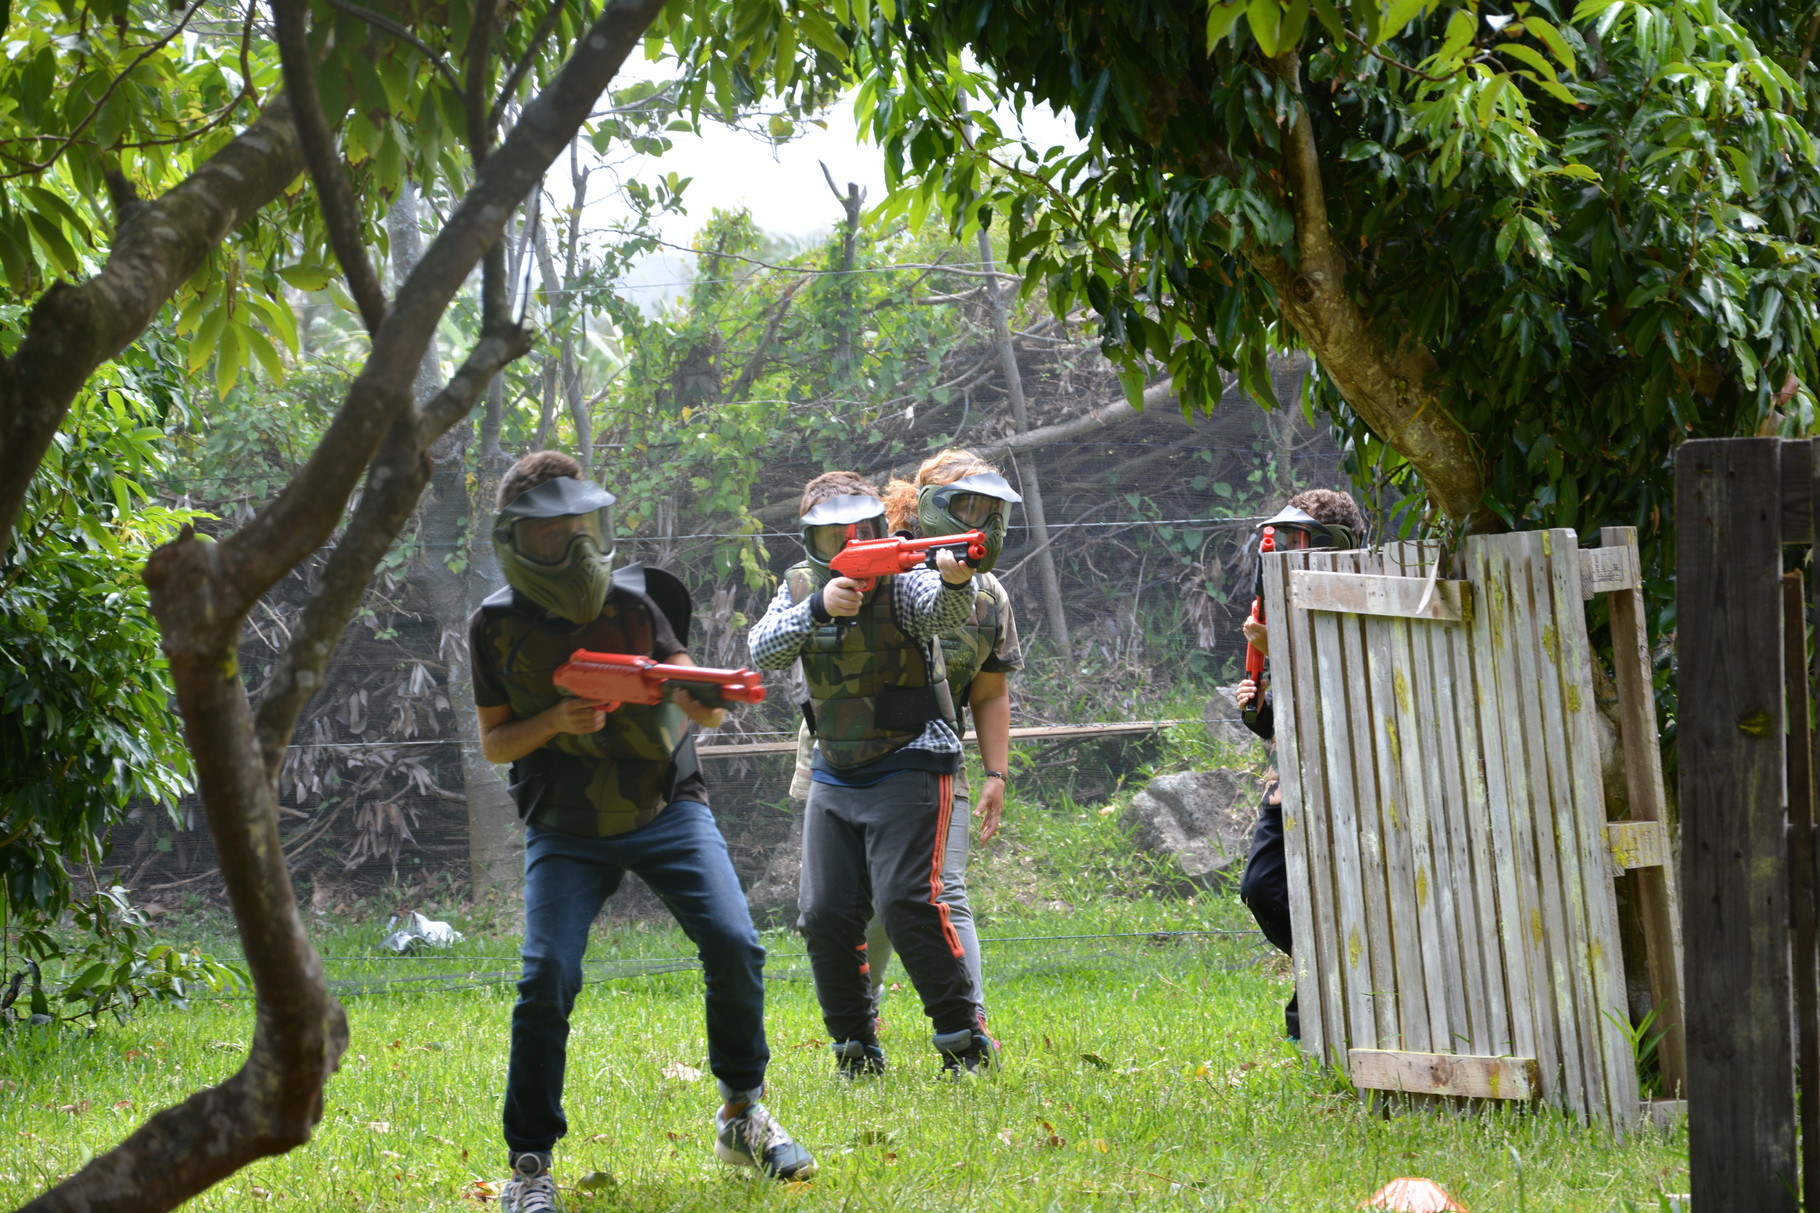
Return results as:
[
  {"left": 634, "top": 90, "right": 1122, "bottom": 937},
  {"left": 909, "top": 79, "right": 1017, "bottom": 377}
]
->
[{"left": 1123, "top": 768, "right": 1261, "bottom": 885}]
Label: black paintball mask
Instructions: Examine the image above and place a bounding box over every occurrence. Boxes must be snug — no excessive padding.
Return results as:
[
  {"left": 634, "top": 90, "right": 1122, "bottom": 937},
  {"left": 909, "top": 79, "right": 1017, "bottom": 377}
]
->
[
  {"left": 1256, "top": 505, "right": 1358, "bottom": 553},
  {"left": 917, "top": 471, "right": 1022, "bottom": 573},
  {"left": 492, "top": 476, "right": 617, "bottom": 624},
  {"left": 799, "top": 494, "right": 889, "bottom": 586}
]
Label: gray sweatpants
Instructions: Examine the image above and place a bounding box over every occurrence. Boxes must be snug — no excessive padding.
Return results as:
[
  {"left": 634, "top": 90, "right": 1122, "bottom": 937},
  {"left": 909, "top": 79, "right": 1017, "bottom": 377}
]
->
[
  {"left": 865, "top": 777, "right": 981, "bottom": 1019},
  {"left": 797, "top": 769, "right": 982, "bottom": 1042}
]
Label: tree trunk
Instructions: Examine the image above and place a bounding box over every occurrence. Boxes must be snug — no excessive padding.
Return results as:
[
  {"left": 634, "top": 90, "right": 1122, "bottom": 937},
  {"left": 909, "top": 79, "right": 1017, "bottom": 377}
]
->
[
  {"left": 389, "top": 181, "right": 521, "bottom": 897},
  {"left": 15, "top": 2, "right": 665, "bottom": 1206},
  {"left": 975, "top": 227, "right": 1072, "bottom": 658}
]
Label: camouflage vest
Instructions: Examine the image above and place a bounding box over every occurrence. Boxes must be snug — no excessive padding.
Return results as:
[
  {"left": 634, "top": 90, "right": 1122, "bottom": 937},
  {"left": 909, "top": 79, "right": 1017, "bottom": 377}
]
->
[
  {"left": 476, "top": 583, "right": 690, "bottom": 837},
  {"left": 937, "top": 573, "right": 1007, "bottom": 727},
  {"left": 785, "top": 561, "right": 952, "bottom": 771}
]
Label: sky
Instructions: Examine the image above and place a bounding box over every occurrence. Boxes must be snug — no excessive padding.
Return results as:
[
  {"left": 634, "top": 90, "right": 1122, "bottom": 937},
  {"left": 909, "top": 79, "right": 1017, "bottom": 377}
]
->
[{"left": 566, "top": 69, "right": 1080, "bottom": 310}]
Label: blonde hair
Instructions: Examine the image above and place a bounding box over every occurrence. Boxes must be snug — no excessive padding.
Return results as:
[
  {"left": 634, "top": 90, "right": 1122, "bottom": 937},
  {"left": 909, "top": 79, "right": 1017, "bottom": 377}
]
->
[{"left": 882, "top": 448, "right": 1000, "bottom": 532}]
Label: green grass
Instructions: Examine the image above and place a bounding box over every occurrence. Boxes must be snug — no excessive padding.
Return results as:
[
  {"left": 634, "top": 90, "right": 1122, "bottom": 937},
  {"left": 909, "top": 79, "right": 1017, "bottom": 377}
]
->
[{"left": 3, "top": 774, "right": 1687, "bottom": 1210}]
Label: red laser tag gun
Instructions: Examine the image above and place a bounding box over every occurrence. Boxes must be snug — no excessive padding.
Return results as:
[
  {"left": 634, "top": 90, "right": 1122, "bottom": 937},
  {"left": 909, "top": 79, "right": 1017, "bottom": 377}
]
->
[
  {"left": 1242, "top": 525, "right": 1276, "bottom": 729},
  {"left": 552, "top": 651, "right": 766, "bottom": 711},
  {"left": 830, "top": 530, "right": 987, "bottom": 592}
]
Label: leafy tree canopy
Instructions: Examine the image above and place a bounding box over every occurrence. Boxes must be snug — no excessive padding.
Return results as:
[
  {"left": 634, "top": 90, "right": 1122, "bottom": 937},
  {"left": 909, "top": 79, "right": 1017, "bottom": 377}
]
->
[{"left": 761, "top": 0, "right": 1820, "bottom": 554}]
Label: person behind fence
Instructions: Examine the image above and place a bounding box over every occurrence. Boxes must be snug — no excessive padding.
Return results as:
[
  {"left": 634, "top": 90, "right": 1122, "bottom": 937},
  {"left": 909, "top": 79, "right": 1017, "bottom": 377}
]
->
[
  {"left": 1235, "top": 489, "right": 1365, "bottom": 1042},
  {"left": 749, "top": 469, "right": 995, "bottom": 1078},
  {"left": 470, "top": 451, "right": 815, "bottom": 1211}
]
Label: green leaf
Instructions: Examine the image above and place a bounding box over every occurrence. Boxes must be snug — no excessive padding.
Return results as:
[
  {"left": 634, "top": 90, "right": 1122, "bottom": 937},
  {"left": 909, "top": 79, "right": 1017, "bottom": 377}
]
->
[
  {"left": 1525, "top": 17, "right": 1576, "bottom": 75},
  {"left": 1246, "top": 0, "right": 1283, "bottom": 55},
  {"left": 1378, "top": 0, "right": 1428, "bottom": 42},
  {"left": 278, "top": 264, "right": 332, "bottom": 291},
  {"left": 187, "top": 305, "right": 228, "bottom": 374},
  {"left": 1498, "top": 42, "right": 1559, "bottom": 81},
  {"left": 1206, "top": 0, "right": 1246, "bottom": 48},
  {"left": 796, "top": 8, "right": 848, "bottom": 58}
]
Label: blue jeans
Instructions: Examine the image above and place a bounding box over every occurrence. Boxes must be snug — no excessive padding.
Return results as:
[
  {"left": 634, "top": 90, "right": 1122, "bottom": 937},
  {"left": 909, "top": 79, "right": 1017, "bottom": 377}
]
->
[{"left": 502, "top": 801, "right": 769, "bottom": 1154}]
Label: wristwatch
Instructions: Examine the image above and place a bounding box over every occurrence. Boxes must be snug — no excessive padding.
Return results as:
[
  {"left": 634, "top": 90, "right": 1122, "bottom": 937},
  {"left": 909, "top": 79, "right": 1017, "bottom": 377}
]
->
[{"left": 983, "top": 770, "right": 1009, "bottom": 784}]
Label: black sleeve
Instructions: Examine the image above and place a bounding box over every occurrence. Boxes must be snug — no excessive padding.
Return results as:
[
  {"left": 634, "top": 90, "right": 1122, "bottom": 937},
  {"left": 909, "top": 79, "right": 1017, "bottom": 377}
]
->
[
  {"left": 1243, "top": 689, "right": 1275, "bottom": 741},
  {"left": 468, "top": 607, "right": 510, "bottom": 708},
  {"left": 641, "top": 591, "right": 685, "bottom": 660}
]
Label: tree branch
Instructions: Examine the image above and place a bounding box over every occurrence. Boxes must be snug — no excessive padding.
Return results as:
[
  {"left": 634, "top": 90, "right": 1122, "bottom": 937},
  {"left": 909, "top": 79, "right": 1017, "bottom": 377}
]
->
[
  {"left": 0, "top": 94, "right": 303, "bottom": 548},
  {"left": 252, "top": 324, "right": 532, "bottom": 778},
  {"left": 0, "top": 0, "right": 208, "bottom": 179},
  {"left": 317, "top": 0, "right": 462, "bottom": 92},
  {"left": 727, "top": 279, "right": 805, "bottom": 401},
  {"left": 1242, "top": 52, "right": 1487, "bottom": 523},
  {"left": 215, "top": 0, "right": 666, "bottom": 603},
  {"left": 271, "top": 0, "right": 388, "bottom": 334}
]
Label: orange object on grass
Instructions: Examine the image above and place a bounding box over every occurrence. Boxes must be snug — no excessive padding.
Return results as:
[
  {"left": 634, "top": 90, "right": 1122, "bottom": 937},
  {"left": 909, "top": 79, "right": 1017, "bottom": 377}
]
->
[{"left": 1360, "top": 1177, "right": 1467, "bottom": 1212}]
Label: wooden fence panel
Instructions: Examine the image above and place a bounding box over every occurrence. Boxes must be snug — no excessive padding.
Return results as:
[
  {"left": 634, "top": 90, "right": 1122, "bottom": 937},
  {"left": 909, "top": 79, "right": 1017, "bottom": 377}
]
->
[{"left": 1269, "top": 527, "right": 1656, "bottom": 1128}]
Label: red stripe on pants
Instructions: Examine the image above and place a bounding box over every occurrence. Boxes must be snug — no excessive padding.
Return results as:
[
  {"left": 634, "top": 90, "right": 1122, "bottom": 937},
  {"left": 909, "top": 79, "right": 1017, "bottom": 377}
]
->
[{"left": 929, "top": 773, "right": 965, "bottom": 959}]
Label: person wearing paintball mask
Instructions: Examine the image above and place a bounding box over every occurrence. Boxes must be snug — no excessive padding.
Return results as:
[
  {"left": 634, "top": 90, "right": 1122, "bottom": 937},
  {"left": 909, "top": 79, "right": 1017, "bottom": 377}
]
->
[
  {"left": 469, "top": 452, "right": 814, "bottom": 1211},
  {"left": 856, "top": 450, "right": 1024, "bottom": 1029},
  {"left": 748, "top": 470, "right": 994, "bottom": 1079},
  {"left": 1234, "top": 488, "right": 1365, "bottom": 1041}
]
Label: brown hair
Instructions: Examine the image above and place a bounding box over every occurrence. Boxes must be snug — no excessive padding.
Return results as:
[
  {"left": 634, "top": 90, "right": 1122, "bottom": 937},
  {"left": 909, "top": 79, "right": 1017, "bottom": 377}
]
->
[
  {"left": 1288, "top": 488, "right": 1366, "bottom": 539},
  {"left": 799, "top": 470, "right": 879, "bottom": 517},
  {"left": 882, "top": 448, "right": 1000, "bottom": 532},
  {"left": 498, "top": 450, "right": 583, "bottom": 508}
]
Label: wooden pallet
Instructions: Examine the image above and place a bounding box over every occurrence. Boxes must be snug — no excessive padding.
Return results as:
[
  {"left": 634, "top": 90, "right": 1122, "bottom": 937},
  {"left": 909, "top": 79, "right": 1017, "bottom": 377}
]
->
[{"left": 1261, "top": 529, "right": 1684, "bottom": 1131}]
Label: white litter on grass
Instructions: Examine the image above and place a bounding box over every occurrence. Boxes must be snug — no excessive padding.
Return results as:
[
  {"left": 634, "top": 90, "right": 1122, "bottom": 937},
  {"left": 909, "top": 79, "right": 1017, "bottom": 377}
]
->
[{"left": 379, "top": 912, "right": 464, "bottom": 954}]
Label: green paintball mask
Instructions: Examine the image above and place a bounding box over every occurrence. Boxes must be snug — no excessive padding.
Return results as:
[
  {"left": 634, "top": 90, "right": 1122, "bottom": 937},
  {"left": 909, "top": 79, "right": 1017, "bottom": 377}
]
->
[
  {"left": 800, "top": 494, "right": 889, "bottom": 585},
  {"left": 492, "top": 476, "right": 617, "bottom": 624},
  {"left": 918, "top": 472, "right": 1022, "bottom": 573}
]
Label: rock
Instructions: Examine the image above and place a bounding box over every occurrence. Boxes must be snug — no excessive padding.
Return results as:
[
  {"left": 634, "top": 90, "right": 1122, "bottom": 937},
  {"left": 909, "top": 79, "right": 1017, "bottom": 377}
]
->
[{"left": 1123, "top": 768, "right": 1261, "bottom": 885}]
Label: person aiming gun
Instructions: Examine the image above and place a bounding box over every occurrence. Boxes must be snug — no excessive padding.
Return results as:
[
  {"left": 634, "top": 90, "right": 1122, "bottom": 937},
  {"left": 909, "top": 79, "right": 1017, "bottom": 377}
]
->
[
  {"left": 470, "top": 452, "right": 814, "bottom": 1213},
  {"left": 1235, "top": 489, "right": 1365, "bottom": 1041},
  {"left": 749, "top": 469, "right": 995, "bottom": 1078}
]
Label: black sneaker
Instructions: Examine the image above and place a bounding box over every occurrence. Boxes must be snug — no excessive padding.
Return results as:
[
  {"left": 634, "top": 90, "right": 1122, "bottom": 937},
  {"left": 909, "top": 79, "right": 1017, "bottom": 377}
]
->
[
  {"left": 933, "top": 1026, "right": 999, "bottom": 1076},
  {"left": 831, "top": 1039, "right": 886, "bottom": 1078},
  {"left": 500, "top": 1152, "right": 562, "bottom": 1213},
  {"left": 714, "top": 1101, "right": 817, "bottom": 1180}
]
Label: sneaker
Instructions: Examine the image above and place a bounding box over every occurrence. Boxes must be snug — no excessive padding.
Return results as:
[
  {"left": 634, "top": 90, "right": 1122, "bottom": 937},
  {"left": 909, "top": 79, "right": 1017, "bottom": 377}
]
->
[
  {"left": 501, "top": 1152, "right": 562, "bottom": 1213},
  {"left": 831, "top": 1039, "right": 886, "bottom": 1079},
  {"left": 714, "top": 1101, "right": 817, "bottom": 1180},
  {"left": 934, "top": 1026, "right": 999, "bottom": 1076}
]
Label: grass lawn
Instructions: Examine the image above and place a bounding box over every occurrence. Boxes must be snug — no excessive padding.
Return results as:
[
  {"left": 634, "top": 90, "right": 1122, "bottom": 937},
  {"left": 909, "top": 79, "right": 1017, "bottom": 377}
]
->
[{"left": 3, "top": 773, "right": 1689, "bottom": 1210}]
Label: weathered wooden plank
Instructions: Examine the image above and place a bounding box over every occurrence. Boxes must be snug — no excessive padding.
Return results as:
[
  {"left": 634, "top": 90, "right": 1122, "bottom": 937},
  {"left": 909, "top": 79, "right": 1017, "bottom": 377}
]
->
[
  {"left": 1381, "top": 542, "right": 1455, "bottom": 1054},
  {"left": 1463, "top": 535, "right": 1540, "bottom": 1075},
  {"left": 1336, "top": 548, "right": 1400, "bottom": 1048},
  {"left": 1426, "top": 584, "right": 1499, "bottom": 1056},
  {"left": 1472, "top": 536, "right": 1564, "bottom": 1110},
  {"left": 1605, "top": 821, "right": 1672, "bottom": 872},
  {"left": 1290, "top": 569, "right": 1473, "bottom": 623},
  {"left": 1361, "top": 551, "right": 1431, "bottom": 1054},
  {"left": 1348, "top": 1049, "right": 1541, "bottom": 1101},
  {"left": 1676, "top": 438, "right": 1797, "bottom": 1212},
  {"left": 1501, "top": 532, "right": 1597, "bottom": 1122},
  {"left": 1784, "top": 571, "right": 1818, "bottom": 1213},
  {"left": 1780, "top": 437, "right": 1813, "bottom": 546},
  {"left": 1544, "top": 528, "right": 1639, "bottom": 1131},
  {"left": 1309, "top": 550, "right": 1379, "bottom": 1056},
  {"left": 1599, "top": 525, "right": 1686, "bottom": 1099},
  {"left": 1265, "top": 544, "right": 1332, "bottom": 1065},
  {"left": 1577, "top": 545, "right": 1641, "bottom": 598}
]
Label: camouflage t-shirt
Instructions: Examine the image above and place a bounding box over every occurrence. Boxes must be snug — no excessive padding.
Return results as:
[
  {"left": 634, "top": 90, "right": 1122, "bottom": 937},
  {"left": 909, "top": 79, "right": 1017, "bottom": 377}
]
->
[{"left": 469, "top": 587, "right": 707, "bottom": 837}]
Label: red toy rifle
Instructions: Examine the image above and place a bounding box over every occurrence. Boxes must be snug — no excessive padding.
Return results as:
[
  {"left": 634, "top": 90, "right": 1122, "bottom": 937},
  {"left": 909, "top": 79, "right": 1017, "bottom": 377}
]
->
[
  {"left": 830, "top": 529, "right": 987, "bottom": 592},
  {"left": 1242, "top": 525, "right": 1276, "bottom": 729},
  {"left": 552, "top": 651, "right": 766, "bottom": 711}
]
